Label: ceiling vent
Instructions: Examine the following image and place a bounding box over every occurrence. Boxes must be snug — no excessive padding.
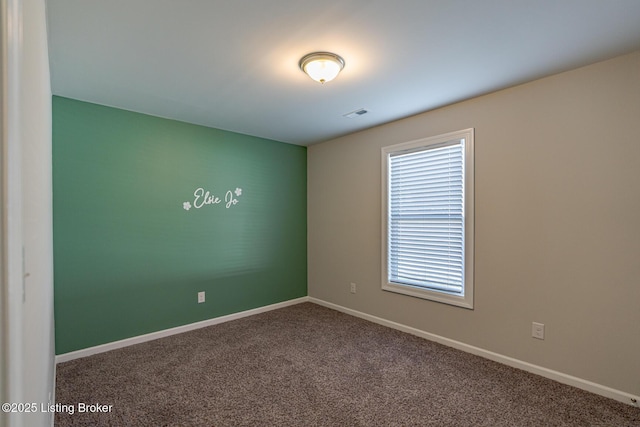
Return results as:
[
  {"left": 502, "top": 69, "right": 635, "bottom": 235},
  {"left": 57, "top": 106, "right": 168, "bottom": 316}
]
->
[{"left": 343, "top": 108, "right": 368, "bottom": 119}]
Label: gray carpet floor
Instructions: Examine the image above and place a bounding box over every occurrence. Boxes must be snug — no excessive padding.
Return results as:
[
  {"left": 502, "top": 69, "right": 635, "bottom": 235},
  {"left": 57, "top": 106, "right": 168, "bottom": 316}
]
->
[{"left": 55, "top": 302, "right": 640, "bottom": 426}]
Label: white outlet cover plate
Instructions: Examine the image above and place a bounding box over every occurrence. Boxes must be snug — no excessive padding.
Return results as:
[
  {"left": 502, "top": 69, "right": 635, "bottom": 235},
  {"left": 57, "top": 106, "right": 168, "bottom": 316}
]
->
[{"left": 532, "top": 322, "right": 545, "bottom": 340}]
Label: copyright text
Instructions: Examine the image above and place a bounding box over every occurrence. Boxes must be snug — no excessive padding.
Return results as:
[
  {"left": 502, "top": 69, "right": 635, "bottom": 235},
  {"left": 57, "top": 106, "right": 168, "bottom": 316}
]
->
[{"left": 1, "top": 402, "right": 113, "bottom": 414}]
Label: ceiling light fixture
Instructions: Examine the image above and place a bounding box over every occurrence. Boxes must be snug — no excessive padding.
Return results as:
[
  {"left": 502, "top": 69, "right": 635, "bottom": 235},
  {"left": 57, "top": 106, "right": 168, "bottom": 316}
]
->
[{"left": 299, "top": 52, "right": 345, "bottom": 84}]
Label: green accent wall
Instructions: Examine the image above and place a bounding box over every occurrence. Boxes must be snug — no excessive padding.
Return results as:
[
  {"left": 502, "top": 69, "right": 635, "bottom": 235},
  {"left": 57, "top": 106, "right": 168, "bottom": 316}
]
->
[{"left": 53, "top": 96, "right": 307, "bottom": 354}]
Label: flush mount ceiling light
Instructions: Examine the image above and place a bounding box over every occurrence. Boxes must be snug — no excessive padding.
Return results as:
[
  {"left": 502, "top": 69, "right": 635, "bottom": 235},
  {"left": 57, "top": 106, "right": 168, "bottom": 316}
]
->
[{"left": 299, "top": 52, "right": 345, "bottom": 84}]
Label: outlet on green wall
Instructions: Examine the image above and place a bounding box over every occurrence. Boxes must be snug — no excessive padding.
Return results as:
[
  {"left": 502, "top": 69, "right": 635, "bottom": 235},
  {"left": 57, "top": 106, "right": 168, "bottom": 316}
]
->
[{"left": 53, "top": 96, "right": 307, "bottom": 354}]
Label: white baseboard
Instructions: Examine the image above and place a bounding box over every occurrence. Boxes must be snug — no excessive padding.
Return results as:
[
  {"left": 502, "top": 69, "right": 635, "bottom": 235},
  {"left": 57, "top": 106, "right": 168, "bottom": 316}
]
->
[
  {"left": 309, "top": 297, "right": 640, "bottom": 408},
  {"left": 55, "top": 296, "right": 310, "bottom": 364}
]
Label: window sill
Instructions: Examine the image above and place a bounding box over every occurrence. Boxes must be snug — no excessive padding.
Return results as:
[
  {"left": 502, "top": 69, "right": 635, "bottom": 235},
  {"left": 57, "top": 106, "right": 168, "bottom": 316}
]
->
[{"left": 382, "top": 281, "right": 474, "bottom": 309}]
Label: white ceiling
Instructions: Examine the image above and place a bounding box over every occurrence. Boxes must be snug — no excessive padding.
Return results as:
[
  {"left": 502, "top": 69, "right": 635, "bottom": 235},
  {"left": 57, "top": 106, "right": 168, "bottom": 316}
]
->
[{"left": 47, "top": 0, "right": 640, "bottom": 146}]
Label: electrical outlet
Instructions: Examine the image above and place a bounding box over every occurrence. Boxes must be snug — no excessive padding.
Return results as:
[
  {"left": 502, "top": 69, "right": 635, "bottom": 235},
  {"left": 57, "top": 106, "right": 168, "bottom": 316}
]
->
[
  {"left": 198, "top": 291, "right": 205, "bottom": 303},
  {"left": 532, "top": 322, "right": 545, "bottom": 340},
  {"left": 350, "top": 282, "right": 356, "bottom": 294}
]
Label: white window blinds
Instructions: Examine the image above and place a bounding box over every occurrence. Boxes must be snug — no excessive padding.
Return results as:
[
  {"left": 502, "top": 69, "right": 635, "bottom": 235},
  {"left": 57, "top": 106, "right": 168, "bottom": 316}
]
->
[{"left": 388, "top": 139, "right": 465, "bottom": 294}]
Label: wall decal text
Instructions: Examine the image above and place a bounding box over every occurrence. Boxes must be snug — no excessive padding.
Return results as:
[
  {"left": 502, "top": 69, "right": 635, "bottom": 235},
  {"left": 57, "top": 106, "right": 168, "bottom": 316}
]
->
[{"left": 183, "top": 187, "right": 243, "bottom": 211}]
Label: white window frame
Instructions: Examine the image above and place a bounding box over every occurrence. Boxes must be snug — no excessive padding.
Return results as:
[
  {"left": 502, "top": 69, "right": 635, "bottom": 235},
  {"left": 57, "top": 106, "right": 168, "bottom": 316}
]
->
[{"left": 381, "top": 128, "right": 474, "bottom": 309}]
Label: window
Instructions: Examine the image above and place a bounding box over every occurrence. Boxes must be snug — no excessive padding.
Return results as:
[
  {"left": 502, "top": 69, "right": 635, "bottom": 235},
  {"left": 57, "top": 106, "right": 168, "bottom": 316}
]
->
[{"left": 382, "top": 129, "right": 474, "bottom": 309}]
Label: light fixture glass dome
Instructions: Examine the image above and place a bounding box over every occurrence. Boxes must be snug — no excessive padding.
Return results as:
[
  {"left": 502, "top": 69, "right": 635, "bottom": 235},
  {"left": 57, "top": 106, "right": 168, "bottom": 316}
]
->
[{"left": 299, "top": 52, "right": 345, "bottom": 84}]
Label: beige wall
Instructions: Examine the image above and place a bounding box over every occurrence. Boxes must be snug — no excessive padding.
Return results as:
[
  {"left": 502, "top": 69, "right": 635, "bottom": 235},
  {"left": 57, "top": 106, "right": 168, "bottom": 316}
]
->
[{"left": 308, "top": 51, "right": 640, "bottom": 397}]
